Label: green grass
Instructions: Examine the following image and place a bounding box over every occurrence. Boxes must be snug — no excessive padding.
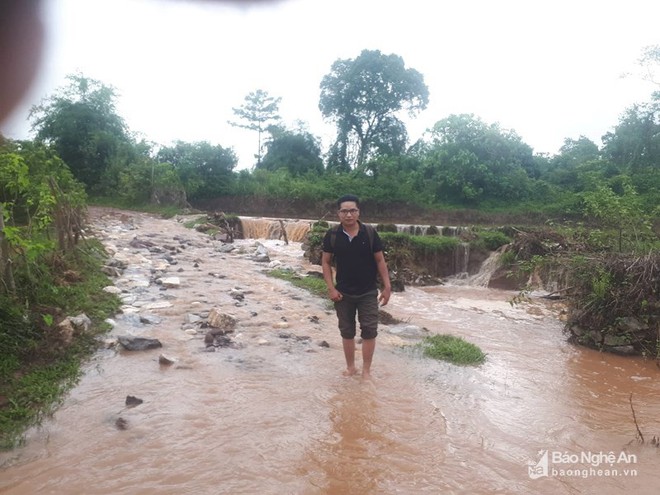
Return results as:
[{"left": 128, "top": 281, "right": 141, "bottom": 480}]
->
[
  {"left": 0, "top": 355, "right": 82, "bottom": 449},
  {"left": 267, "top": 268, "right": 329, "bottom": 299},
  {"left": 379, "top": 232, "right": 460, "bottom": 252},
  {"left": 421, "top": 334, "right": 486, "bottom": 365},
  {"left": 0, "top": 239, "right": 122, "bottom": 449}
]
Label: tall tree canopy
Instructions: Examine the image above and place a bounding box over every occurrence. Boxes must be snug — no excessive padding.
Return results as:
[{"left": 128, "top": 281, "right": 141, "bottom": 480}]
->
[
  {"left": 228, "top": 89, "right": 282, "bottom": 167},
  {"left": 29, "top": 74, "right": 131, "bottom": 191},
  {"left": 258, "top": 126, "right": 324, "bottom": 176},
  {"left": 601, "top": 95, "right": 660, "bottom": 172},
  {"left": 319, "top": 49, "right": 429, "bottom": 171}
]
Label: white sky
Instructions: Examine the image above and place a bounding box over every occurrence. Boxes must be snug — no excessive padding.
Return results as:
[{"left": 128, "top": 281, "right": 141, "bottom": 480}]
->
[{"left": 2, "top": 0, "right": 659, "bottom": 170}]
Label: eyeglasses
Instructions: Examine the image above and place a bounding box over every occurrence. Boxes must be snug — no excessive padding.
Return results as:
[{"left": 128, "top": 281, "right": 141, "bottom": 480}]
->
[{"left": 338, "top": 208, "right": 359, "bottom": 215}]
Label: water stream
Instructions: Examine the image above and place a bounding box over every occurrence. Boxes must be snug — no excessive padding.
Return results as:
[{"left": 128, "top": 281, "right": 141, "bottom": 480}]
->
[{"left": 1, "top": 209, "right": 658, "bottom": 494}]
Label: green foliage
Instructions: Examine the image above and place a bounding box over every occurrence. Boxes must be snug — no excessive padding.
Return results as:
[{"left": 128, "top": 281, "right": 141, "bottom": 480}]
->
[
  {"left": 474, "top": 230, "right": 511, "bottom": 251},
  {"left": 380, "top": 232, "right": 459, "bottom": 253},
  {"left": 320, "top": 49, "right": 429, "bottom": 170},
  {"left": 581, "top": 182, "right": 654, "bottom": 252},
  {"left": 408, "top": 234, "right": 459, "bottom": 252},
  {"left": 499, "top": 250, "right": 517, "bottom": 268},
  {"left": 0, "top": 298, "right": 39, "bottom": 357},
  {"left": 229, "top": 89, "right": 282, "bottom": 166},
  {"left": 0, "top": 349, "right": 84, "bottom": 449},
  {"left": 258, "top": 127, "right": 324, "bottom": 176},
  {"left": 589, "top": 268, "right": 612, "bottom": 304},
  {"left": 53, "top": 241, "right": 122, "bottom": 320},
  {"left": 567, "top": 253, "right": 659, "bottom": 356},
  {"left": 0, "top": 140, "right": 88, "bottom": 302},
  {"left": 29, "top": 74, "right": 132, "bottom": 191},
  {"left": 421, "top": 334, "right": 486, "bottom": 365},
  {"left": 0, "top": 238, "right": 121, "bottom": 448},
  {"left": 516, "top": 254, "right": 546, "bottom": 275},
  {"left": 420, "top": 114, "right": 535, "bottom": 205},
  {"left": 306, "top": 221, "right": 329, "bottom": 246},
  {"left": 601, "top": 94, "right": 660, "bottom": 172},
  {"left": 157, "top": 140, "right": 237, "bottom": 200}
]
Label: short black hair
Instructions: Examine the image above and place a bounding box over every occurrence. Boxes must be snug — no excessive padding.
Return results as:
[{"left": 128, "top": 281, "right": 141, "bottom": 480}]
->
[{"left": 337, "top": 194, "right": 360, "bottom": 209}]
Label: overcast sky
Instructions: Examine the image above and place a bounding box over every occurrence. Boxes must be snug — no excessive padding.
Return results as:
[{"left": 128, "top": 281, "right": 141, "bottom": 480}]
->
[{"left": 2, "top": 0, "right": 659, "bottom": 169}]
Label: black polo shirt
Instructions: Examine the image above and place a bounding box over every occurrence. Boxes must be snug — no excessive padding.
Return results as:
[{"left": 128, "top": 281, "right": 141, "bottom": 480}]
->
[{"left": 322, "top": 222, "right": 383, "bottom": 295}]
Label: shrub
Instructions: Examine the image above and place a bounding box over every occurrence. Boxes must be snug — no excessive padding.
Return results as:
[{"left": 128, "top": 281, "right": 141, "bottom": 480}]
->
[{"left": 477, "top": 230, "right": 512, "bottom": 251}]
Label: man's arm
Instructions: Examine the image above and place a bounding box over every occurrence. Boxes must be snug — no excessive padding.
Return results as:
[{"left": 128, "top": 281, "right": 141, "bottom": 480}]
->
[
  {"left": 374, "top": 251, "right": 391, "bottom": 306},
  {"left": 321, "top": 252, "right": 342, "bottom": 302}
]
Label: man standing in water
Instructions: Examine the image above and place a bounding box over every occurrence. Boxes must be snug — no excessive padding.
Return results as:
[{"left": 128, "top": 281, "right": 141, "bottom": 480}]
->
[{"left": 321, "top": 194, "right": 392, "bottom": 379}]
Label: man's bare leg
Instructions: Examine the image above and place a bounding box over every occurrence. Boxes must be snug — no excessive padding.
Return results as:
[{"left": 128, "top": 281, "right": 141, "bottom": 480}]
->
[
  {"left": 342, "top": 338, "right": 358, "bottom": 376},
  {"left": 361, "top": 338, "right": 376, "bottom": 379}
]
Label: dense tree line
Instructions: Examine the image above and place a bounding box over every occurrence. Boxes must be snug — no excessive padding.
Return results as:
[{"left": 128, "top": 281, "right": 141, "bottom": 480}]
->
[{"left": 2, "top": 50, "right": 658, "bottom": 231}]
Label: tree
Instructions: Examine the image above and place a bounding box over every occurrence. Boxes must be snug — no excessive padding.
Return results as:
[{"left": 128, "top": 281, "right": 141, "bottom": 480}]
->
[
  {"left": 29, "top": 74, "right": 131, "bottom": 191},
  {"left": 420, "top": 114, "right": 534, "bottom": 204},
  {"left": 601, "top": 96, "right": 660, "bottom": 172},
  {"left": 258, "top": 126, "right": 324, "bottom": 176},
  {"left": 582, "top": 183, "right": 652, "bottom": 252},
  {"left": 229, "top": 89, "right": 282, "bottom": 166},
  {"left": 543, "top": 136, "right": 601, "bottom": 189},
  {"left": 319, "top": 49, "right": 429, "bottom": 171},
  {"left": 0, "top": 139, "right": 86, "bottom": 295},
  {"left": 157, "top": 141, "right": 237, "bottom": 200}
]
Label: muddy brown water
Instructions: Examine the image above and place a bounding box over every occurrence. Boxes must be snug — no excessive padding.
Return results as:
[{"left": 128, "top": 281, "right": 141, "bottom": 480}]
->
[{"left": 1, "top": 208, "right": 658, "bottom": 494}]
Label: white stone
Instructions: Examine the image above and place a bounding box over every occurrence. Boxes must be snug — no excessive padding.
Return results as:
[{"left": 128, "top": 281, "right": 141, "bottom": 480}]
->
[
  {"left": 159, "top": 353, "right": 177, "bottom": 365},
  {"left": 103, "top": 286, "right": 122, "bottom": 294},
  {"left": 144, "top": 301, "right": 173, "bottom": 310},
  {"left": 161, "top": 277, "right": 181, "bottom": 288},
  {"left": 120, "top": 305, "right": 140, "bottom": 314}
]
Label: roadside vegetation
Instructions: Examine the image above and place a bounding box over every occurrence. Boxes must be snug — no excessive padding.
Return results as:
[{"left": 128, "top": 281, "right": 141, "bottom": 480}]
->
[{"left": 0, "top": 139, "right": 121, "bottom": 447}]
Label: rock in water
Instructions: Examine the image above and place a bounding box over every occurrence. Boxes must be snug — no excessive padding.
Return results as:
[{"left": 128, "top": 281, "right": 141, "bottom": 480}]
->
[{"left": 118, "top": 336, "right": 163, "bottom": 351}]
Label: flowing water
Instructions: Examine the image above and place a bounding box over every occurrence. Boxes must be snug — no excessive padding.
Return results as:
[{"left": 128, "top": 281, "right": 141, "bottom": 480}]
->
[{"left": 1, "top": 209, "right": 658, "bottom": 494}]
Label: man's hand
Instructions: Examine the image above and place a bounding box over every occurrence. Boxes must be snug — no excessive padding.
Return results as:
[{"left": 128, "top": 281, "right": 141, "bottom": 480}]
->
[
  {"left": 378, "top": 287, "right": 391, "bottom": 306},
  {"left": 329, "top": 287, "right": 343, "bottom": 302}
]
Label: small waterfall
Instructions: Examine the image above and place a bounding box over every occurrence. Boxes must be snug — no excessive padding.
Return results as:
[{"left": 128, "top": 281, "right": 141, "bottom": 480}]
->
[
  {"left": 454, "top": 250, "right": 502, "bottom": 286},
  {"left": 239, "top": 217, "right": 312, "bottom": 242},
  {"left": 453, "top": 242, "right": 470, "bottom": 278}
]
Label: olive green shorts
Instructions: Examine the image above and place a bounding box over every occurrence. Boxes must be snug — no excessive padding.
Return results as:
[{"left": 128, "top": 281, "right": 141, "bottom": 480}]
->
[{"left": 334, "top": 289, "right": 379, "bottom": 339}]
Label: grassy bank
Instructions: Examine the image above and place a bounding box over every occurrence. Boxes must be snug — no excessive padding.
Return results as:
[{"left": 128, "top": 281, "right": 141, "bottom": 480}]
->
[{"left": 0, "top": 240, "right": 121, "bottom": 449}]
